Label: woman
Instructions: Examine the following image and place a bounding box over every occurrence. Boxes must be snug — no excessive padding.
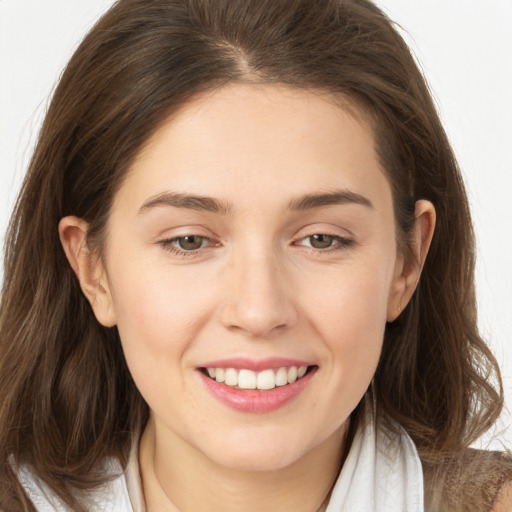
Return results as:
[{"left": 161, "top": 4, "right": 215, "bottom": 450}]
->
[{"left": 0, "top": 0, "right": 511, "bottom": 510}]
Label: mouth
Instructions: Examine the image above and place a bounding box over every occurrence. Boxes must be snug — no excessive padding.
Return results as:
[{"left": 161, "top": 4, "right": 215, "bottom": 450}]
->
[{"left": 200, "top": 365, "right": 317, "bottom": 391}]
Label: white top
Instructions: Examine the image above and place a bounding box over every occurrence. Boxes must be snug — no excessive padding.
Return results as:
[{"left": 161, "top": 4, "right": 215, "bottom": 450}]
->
[{"left": 16, "top": 416, "right": 424, "bottom": 511}]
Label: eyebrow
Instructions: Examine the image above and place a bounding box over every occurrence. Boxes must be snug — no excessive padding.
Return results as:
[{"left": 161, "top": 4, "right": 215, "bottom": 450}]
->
[
  {"left": 288, "top": 190, "right": 374, "bottom": 210},
  {"left": 139, "top": 192, "right": 233, "bottom": 215},
  {"left": 138, "top": 188, "right": 373, "bottom": 215}
]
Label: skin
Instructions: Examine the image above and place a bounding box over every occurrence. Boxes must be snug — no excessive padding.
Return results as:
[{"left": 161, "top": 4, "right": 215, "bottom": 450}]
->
[
  {"left": 60, "top": 84, "right": 435, "bottom": 511},
  {"left": 493, "top": 481, "right": 512, "bottom": 512}
]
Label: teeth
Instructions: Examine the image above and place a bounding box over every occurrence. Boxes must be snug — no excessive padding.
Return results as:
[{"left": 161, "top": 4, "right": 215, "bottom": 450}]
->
[
  {"left": 225, "top": 368, "right": 238, "bottom": 386},
  {"left": 275, "top": 367, "right": 288, "bottom": 387},
  {"left": 297, "top": 366, "right": 307, "bottom": 378},
  {"left": 205, "top": 365, "right": 310, "bottom": 390},
  {"left": 257, "top": 369, "right": 276, "bottom": 390},
  {"left": 238, "top": 369, "right": 257, "bottom": 390}
]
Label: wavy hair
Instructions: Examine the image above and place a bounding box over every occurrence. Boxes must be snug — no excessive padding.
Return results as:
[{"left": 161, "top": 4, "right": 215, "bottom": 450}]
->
[{"left": 0, "top": 0, "right": 509, "bottom": 510}]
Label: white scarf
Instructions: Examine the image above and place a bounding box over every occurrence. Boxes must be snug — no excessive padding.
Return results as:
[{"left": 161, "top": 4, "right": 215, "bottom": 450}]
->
[
  {"left": 17, "top": 415, "right": 424, "bottom": 511},
  {"left": 326, "top": 416, "right": 424, "bottom": 512}
]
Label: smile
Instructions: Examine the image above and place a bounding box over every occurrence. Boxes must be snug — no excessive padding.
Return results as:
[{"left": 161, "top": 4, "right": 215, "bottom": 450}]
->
[
  {"left": 204, "top": 366, "right": 311, "bottom": 390},
  {"left": 198, "top": 358, "right": 318, "bottom": 412}
]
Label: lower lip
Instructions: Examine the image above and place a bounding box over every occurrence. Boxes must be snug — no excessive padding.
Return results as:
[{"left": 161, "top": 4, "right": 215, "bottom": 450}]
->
[{"left": 199, "top": 368, "right": 316, "bottom": 413}]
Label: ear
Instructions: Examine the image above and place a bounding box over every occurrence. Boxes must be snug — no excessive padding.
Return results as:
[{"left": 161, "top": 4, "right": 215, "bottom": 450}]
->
[
  {"left": 59, "top": 216, "right": 117, "bottom": 327},
  {"left": 387, "top": 200, "right": 436, "bottom": 322}
]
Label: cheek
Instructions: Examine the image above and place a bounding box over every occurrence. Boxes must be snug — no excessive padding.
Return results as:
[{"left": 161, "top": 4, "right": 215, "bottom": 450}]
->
[
  {"left": 301, "top": 257, "right": 392, "bottom": 372},
  {"left": 307, "top": 260, "right": 390, "bottom": 330},
  {"left": 311, "top": 275, "right": 388, "bottom": 423},
  {"left": 107, "top": 269, "right": 202, "bottom": 410},
  {"left": 108, "top": 258, "right": 214, "bottom": 350}
]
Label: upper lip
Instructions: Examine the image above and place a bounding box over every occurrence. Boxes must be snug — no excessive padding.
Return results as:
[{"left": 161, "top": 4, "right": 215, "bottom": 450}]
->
[{"left": 198, "top": 357, "right": 314, "bottom": 372}]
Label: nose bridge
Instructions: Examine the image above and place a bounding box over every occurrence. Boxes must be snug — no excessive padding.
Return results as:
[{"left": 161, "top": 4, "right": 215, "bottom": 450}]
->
[{"left": 220, "top": 239, "right": 297, "bottom": 337}]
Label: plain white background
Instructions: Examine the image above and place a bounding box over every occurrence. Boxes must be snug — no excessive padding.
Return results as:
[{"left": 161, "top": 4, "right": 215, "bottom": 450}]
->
[{"left": 1, "top": 0, "right": 511, "bottom": 447}]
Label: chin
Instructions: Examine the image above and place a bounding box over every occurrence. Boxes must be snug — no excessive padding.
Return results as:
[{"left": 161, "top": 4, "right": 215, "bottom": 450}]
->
[
  {"left": 199, "top": 429, "right": 313, "bottom": 473},
  {"left": 212, "top": 449, "right": 302, "bottom": 473}
]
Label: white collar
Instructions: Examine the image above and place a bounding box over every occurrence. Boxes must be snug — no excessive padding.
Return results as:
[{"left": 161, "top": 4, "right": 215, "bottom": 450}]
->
[
  {"left": 326, "top": 414, "right": 424, "bottom": 511},
  {"left": 17, "top": 412, "right": 423, "bottom": 511},
  {"left": 124, "top": 409, "right": 424, "bottom": 512}
]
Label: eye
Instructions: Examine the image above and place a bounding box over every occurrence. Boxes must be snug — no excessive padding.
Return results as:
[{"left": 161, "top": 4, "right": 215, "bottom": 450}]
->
[
  {"left": 296, "top": 233, "right": 353, "bottom": 251},
  {"left": 174, "top": 235, "right": 208, "bottom": 251},
  {"left": 159, "top": 234, "right": 216, "bottom": 256},
  {"left": 308, "top": 234, "right": 336, "bottom": 249}
]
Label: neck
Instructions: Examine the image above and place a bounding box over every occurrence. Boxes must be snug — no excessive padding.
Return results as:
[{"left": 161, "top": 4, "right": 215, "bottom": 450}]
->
[{"left": 139, "top": 416, "right": 348, "bottom": 512}]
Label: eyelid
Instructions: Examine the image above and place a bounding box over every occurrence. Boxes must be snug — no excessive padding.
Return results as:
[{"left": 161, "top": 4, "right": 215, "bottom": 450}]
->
[
  {"left": 294, "top": 233, "right": 354, "bottom": 251},
  {"left": 157, "top": 233, "right": 221, "bottom": 257},
  {"left": 155, "top": 224, "right": 355, "bottom": 258},
  {"left": 293, "top": 222, "right": 354, "bottom": 239}
]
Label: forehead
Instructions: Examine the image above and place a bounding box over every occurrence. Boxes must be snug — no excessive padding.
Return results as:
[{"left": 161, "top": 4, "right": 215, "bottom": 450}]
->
[{"left": 115, "top": 83, "right": 391, "bottom": 216}]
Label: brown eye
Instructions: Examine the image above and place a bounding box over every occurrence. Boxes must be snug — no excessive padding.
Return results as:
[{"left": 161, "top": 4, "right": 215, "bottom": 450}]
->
[
  {"left": 178, "top": 236, "right": 205, "bottom": 250},
  {"left": 309, "top": 234, "right": 335, "bottom": 249}
]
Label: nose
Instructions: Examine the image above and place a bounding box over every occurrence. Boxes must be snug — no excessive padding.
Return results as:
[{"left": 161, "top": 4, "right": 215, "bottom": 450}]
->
[{"left": 219, "top": 248, "right": 298, "bottom": 338}]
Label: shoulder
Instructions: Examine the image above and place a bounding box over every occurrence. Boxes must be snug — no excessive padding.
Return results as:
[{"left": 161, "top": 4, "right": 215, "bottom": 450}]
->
[
  {"left": 423, "top": 449, "right": 512, "bottom": 512},
  {"left": 15, "top": 458, "right": 133, "bottom": 512},
  {"left": 492, "top": 480, "right": 512, "bottom": 512}
]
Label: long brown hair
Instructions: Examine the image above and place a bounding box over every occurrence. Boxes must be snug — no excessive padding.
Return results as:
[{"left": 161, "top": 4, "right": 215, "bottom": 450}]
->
[{"left": 0, "top": 0, "right": 509, "bottom": 510}]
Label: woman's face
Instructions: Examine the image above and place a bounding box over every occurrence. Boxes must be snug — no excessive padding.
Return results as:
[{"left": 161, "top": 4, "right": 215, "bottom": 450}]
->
[{"left": 97, "top": 84, "right": 404, "bottom": 471}]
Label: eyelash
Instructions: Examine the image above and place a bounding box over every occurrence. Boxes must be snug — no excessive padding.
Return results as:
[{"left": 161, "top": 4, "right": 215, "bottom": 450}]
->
[
  {"left": 159, "top": 233, "right": 354, "bottom": 258},
  {"left": 159, "top": 235, "right": 217, "bottom": 257},
  {"left": 295, "top": 234, "right": 354, "bottom": 253}
]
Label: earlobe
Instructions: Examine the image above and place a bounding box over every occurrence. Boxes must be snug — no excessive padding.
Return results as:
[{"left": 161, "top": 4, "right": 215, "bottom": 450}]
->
[
  {"left": 387, "top": 200, "right": 436, "bottom": 322},
  {"left": 58, "top": 216, "right": 117, "bottom": 327}
]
